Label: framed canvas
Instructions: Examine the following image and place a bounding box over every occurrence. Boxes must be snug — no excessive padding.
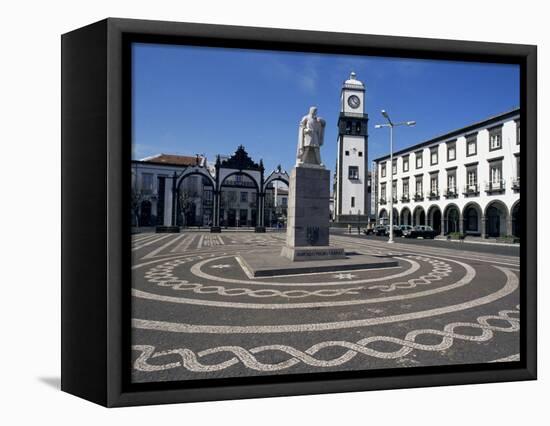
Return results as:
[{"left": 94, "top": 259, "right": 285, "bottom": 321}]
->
[{"left": 61, "top": 17, "right": 537, "bottom": 407}]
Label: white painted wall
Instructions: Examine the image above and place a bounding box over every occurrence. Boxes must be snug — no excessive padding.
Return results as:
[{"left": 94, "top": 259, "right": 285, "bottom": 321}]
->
[
  {"left": 340, "top": 135, "right": 366, "bottom": 215},
  {"left": 336, "top": 79, "right": 368, "bottom": 218},
  {"left": 375, "top": 114, "right": 520, "bottom": 234}
]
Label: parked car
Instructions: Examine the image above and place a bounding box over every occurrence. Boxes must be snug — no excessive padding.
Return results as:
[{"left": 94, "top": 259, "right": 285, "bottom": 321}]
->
[
  {"left": 386, "top": 225, "right": 401, "bottom": 236},
  {"left": 398, "top": 225, "right": 414, "bottom": 237},
  {"left": 405, "top": 225, "right": 437, "bottom": 239},
  {"left": 373, "top": 225, "right": 387, "bottom": 236},
  {"left": 363, "top": 226, "right": 374, "bottom": 235}
]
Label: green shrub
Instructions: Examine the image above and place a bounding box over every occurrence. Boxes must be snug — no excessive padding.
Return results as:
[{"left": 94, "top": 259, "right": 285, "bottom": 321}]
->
[{"left": 449, "top": 232, "right": 465, "bottom": 240}]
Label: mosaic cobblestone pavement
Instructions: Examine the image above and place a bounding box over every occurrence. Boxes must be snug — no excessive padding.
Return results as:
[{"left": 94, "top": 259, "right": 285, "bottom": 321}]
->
[{"left": 130, "top": 231, "right": 520, "bottom": 383}]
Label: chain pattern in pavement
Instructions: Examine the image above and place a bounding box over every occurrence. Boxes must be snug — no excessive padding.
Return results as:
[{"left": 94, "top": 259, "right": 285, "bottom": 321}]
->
[
  {"left": 143, "top": 254, "right": 453, "bottom": 298},
  {"left": 132, "top": 305, "right": 519, "bottom": 373},
  {"left": 145, "top": 260, "right": 365, "bottom": 299},
  {"left": 368, "top": 256, "right": 452, "bottom": 292}
]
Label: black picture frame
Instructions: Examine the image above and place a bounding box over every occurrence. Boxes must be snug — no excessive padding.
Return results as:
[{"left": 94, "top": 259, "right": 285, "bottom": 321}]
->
[{"left": 61, "top": 17, "right": 537, "bottom": 407}]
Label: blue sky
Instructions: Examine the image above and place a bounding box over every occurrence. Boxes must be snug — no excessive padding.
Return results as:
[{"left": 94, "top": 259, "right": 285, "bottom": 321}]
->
[{"left": 132, "top": 43, "right": 519, "bottom": 175}]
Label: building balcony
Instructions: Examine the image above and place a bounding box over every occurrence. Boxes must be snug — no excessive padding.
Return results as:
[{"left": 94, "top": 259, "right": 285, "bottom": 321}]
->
[
  {"left": 485, "top": 180, "right": 506, "bottom": 194},
  {"left": 462, "top": 184, "right": 479, "bottom": 196},
  {"left": 427, "top": 190, "right": 440, "bottom": 200},
  {"left": 379, "top": 198, "right": 387, "bottom": 205},
  {"left": 444, "top": 187, "right": 458, "bottom": 199},
  {"left": 413, "top": 192, "right": 424, "bottom": 202},
  {"left": 401, "top": 194, "right": 410, "bottom": 203},
  {"left": 392, "top": 197, "right": 398, "bottom": 204},
  {"left": 512, "top": 177, "right": 520, "bottom": 191}
]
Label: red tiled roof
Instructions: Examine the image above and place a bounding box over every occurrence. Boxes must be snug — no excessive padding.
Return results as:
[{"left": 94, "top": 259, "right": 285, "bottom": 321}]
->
[{"left": 139, "top": 154, "right": 203, "bottom": 166}]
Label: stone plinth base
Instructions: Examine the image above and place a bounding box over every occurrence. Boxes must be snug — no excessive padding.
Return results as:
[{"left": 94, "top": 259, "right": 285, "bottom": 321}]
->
[
  {"left": 254, "top": 226, "right": 266, "bottom": 233},
  {"left": 238, "top": 250, "right": 398, "bottom": 277},
  {"left": 210, "top": 226, "right": 222, "bottom": 233},
  {"left": 280, "top": 245, "right": 345, "bottom": 262}
]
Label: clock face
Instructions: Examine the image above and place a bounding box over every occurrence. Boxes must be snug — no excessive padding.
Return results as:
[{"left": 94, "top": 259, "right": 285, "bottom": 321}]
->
[{"left": 348, "top": 95, "right": 361, "bottom": 109}]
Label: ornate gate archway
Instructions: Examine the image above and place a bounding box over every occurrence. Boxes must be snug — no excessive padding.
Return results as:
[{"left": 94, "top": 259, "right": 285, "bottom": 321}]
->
[
  {"left": 214, "top": 146, "right": 265, "bottom": 231},
  {"left": 263, "top": 165, "right": 290, "bottom": 228},
  {"left": 219, "top": 171, "right": 260, "bottom": 228},
  {"left": 174, "top": 166, "right": 216, "bottom": 228},
  {"left": 164, "top": 146, "right": 269, "bottom": 232}
]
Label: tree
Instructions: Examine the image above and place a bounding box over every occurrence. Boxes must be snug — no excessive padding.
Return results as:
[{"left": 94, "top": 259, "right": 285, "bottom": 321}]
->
[{"left": 178, "top": 189, "right": 196, "bottom": 227}]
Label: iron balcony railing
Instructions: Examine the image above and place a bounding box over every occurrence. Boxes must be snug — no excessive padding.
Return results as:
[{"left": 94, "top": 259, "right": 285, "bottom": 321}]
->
[
  {"left": 511, "top": 177, "right": 520, "bottom": 190},
  {"left": 427, "top": 189, "right": 440, "bottom": 200},
  {"left": 462, "top": 184, "right": 479, "bottom": 196},
  {"left": 413, "top": 192, "right": 424, "bottom": 202},
  {"left": 444, "top": 187, "right": 458, "bottom": 198},
  {"left": 401, "top": 194, "right": 410, "bottom": 202},
  {"left": 379, "top": 198, "right": 387, "bottom": 205},
  {"left": 485, "top": 179, "right": 506, "bottom": 193}
]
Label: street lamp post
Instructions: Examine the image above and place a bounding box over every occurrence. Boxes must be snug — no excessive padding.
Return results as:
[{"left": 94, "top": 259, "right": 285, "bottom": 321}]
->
[{"left": 375, "top": 110, "right": 416, "bottom": 244}]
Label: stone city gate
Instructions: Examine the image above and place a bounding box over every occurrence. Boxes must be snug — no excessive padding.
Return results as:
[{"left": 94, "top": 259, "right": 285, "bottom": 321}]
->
[{"left": 160, "top": 146, "right": 289, "bottom": 233}]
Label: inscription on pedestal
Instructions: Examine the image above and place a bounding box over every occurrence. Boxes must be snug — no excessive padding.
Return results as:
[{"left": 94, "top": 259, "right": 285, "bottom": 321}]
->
[{"left": 280, "top": 245, "right": 345, "bottom": 262}]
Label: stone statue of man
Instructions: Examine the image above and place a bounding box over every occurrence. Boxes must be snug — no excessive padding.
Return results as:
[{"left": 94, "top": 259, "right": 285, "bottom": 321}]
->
[{"left": 297, "top": 106, "right": 326, "bottom": 167}]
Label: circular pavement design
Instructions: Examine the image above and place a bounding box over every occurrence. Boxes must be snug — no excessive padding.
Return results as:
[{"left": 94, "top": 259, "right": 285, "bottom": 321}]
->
[{"left": 130, "top": 232, "right": 520, "bottom": 382}]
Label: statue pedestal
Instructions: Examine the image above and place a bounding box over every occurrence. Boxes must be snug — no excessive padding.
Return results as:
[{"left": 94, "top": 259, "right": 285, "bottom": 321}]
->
[{"left": 281, "top": 165, "right": 345, "bottom": 261}]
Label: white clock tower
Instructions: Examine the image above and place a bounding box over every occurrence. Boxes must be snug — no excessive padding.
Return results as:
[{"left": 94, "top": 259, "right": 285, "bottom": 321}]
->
[{"left": 335, "top": 72, "right": 369, "bottom": 224}]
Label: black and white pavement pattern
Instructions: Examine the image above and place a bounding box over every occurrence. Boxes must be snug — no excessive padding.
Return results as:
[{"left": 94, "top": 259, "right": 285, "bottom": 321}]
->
[{"left": 131, "top": 231, "right": 520, "bottom": 383}]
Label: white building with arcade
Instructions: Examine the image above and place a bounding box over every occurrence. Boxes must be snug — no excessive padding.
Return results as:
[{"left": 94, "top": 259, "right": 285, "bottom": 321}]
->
[{"left": 373, "top": 109, "right": 520, "bottom": 239}]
